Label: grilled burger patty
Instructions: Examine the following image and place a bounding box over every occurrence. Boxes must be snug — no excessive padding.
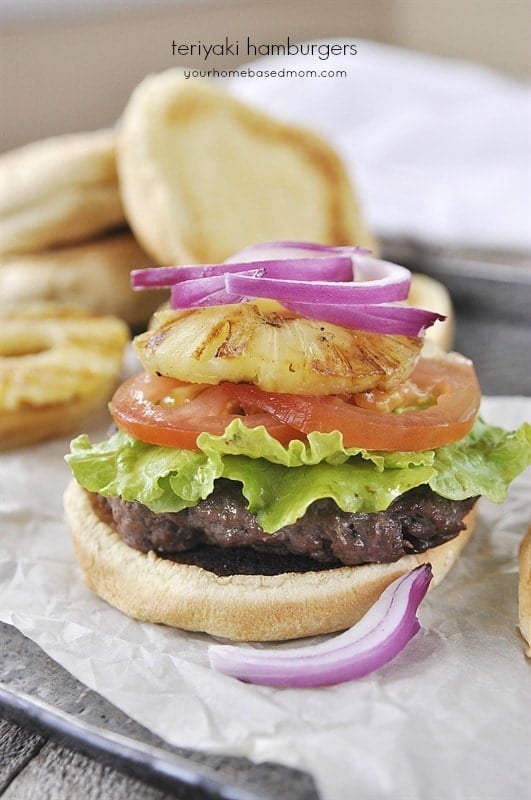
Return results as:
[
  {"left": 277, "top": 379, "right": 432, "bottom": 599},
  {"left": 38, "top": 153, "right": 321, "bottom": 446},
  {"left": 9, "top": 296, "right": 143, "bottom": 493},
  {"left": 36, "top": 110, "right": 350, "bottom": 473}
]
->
[{"left": 95, "top": 482, "right": 477, "bottom": 577}]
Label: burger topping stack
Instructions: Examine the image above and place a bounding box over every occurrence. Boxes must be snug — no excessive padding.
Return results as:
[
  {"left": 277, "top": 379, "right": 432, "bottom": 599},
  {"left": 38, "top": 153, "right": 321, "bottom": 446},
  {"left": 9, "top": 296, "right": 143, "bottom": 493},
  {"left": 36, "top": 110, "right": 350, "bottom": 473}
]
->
[{"left": 64, "top": 242, "right": 531, "bottom": 648}]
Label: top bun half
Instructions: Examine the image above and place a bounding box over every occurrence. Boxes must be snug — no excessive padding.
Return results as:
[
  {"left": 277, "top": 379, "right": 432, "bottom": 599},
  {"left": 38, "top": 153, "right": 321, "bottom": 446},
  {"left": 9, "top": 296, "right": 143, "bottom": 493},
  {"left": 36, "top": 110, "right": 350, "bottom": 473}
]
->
[{"left": 117, "top": 69, "right": 376, "bottom": 265}]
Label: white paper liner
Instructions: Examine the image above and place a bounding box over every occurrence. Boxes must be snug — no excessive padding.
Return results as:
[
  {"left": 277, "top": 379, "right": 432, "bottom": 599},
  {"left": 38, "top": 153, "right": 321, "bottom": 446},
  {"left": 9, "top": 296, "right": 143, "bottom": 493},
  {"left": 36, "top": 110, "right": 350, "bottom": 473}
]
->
[{"left": 1, "top": 396, "right": 530, "bottom": 800}]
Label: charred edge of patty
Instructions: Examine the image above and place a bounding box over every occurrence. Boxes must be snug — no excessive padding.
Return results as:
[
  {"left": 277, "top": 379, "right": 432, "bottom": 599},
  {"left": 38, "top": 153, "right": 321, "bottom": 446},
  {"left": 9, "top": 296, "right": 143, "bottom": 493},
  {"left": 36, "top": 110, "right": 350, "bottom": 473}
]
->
[{"left": 91, "top": 482, "right": 478, "bottom": 577}]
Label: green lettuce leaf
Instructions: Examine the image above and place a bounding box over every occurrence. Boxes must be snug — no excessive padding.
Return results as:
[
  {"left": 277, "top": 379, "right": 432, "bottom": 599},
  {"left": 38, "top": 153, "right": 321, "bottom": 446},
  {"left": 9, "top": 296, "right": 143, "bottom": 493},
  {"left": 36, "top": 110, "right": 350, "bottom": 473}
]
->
[
  {"left": 430, "top": 417, "right": 531, "bottom": 502},
  {"left": 66, "top": 419, "right": 531, "bottom": 533}
]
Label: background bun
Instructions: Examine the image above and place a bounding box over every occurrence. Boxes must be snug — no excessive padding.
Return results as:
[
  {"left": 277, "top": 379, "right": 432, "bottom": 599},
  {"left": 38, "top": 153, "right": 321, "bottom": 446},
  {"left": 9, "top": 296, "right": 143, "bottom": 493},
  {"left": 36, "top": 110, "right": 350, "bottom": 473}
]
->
[
  {"left": 117, "top": 69, "right": 376, "bottom": 266},
  {"left": 518, "top": 525, "right": 531, "bottom": 656},
  {"left": 0, "top": 130, "right": 125, "bottom": 255},
  {"left": 408, "top": 272, "right": 455, "bottom": 350},
  {"left": 0, "top": 231, "right": 167, "bottom": 329},
  {"left": 64, "top": 480, "right": 477, "bottom": 642}
]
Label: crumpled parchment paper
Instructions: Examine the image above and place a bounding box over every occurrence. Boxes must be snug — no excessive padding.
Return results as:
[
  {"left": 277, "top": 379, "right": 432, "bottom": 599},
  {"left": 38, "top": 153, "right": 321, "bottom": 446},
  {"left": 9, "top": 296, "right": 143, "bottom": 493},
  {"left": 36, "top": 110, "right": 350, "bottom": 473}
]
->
[{"left": 1, "top": 395, "right": 530, "bottom": 800}]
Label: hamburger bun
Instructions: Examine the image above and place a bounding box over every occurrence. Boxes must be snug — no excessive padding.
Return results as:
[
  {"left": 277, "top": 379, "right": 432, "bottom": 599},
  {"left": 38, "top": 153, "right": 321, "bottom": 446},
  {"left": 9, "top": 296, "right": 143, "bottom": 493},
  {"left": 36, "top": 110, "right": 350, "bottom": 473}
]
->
[
  {"left": 117, "top": 69, "right": 376, "bottom": 266},
  {"left": 518, "top": 525, "right": 531, "bottom": 656},
  {"left": 0, "top": 129, "right": 125, "bottom": 255},
  {"left": 0, "top": 231, "right": 167, "bottom": 329},
  {"left": 408, "top": 273, "right": 455, "bottom": 351},
  {"left": 64, "top": 479, "right": 477, "bottom": 642}
]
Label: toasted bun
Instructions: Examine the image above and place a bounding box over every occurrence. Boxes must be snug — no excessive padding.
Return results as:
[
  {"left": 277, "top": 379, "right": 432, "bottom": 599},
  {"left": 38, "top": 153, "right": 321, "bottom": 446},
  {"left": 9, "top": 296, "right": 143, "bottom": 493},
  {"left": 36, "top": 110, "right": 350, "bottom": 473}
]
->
[
  {"left": 408, "top": 273, "right": 455, "bottom": 351},
  {"left": 117, "top": 69, "right": 375, "bottom": 266},
  {"left": 0, "top": 305, "right": 129, "bottom": 450},
  {"left": 0, "top": 130, "right": 125, "bottom": 255},
  {"left": 0, "top": 231, "right": 167, "bottom": 328},
  {"left": 1, "top": 392, "right": 115, "bottom": 451},
  {"left": 64, "top": 480, "right": 477, "bottom": 642},
  {"left": 518, "top": 525, "right": 531, "bottom": 657}
]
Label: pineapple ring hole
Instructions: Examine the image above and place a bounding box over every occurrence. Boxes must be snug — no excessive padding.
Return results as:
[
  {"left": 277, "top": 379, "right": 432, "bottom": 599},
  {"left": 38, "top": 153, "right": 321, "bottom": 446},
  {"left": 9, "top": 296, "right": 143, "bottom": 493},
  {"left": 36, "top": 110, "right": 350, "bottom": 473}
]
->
[
  {"left": 1, "top": 343, "right": 52, "bottom": 358},
  {"left": 0, "top": 332, "right": 54, "bottom": 358},
  {"left": 0, "top": 308, "right": 130, "bottom": 423}
]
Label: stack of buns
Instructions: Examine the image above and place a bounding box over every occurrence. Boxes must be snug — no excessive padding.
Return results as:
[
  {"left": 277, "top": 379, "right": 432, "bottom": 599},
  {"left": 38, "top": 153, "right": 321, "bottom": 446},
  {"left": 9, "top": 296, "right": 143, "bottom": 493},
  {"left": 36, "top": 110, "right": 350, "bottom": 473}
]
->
[
  {"left": 0, "top": 130, "right": 145, "bottom": 449},
  {"left": 1, "top": 72, "right": 377, "bottom": 327},
  {"left": 0, "top": 69, "right": 377, "bottom": 450},
  {"left": 0, "top": 129, "right": 164, "bottom": 328}
]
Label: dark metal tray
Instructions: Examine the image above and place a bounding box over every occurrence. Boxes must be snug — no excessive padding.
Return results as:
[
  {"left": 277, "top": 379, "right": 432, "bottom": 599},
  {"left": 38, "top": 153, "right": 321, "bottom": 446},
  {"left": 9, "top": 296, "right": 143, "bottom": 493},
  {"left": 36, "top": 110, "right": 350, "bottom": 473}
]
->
[
  {"left": 380, "top": 239, "right": 531, "bottom": 396},
  {"left": 0, "top": 622, "right": 319, "bottom": 799}
]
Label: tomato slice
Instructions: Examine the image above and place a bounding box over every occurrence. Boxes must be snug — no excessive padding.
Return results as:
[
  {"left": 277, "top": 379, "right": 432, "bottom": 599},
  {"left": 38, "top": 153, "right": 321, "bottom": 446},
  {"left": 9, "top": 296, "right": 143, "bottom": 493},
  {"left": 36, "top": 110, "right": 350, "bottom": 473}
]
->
[
  {"left": 111, "top": 356, "right": 481, "bottom": 452},
  {"left": 230, "top": 356, "right": 481, "bottom": 451},
  {"left": 110, "top": 372, "right": 304, "bottom": 450}
]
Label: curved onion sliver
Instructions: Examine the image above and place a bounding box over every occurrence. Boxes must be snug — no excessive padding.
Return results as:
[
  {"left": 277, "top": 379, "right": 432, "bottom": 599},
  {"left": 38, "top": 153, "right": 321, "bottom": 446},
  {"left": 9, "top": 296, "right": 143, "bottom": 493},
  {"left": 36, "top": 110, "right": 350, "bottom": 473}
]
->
[{"left": 208, "top": 564, "right": 433, "bottom": 688}]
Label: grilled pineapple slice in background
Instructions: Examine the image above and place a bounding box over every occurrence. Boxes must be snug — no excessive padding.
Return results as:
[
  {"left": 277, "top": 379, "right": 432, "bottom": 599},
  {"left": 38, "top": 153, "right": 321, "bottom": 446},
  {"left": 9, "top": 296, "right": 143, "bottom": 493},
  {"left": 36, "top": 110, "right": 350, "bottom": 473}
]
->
[
  {"left": 134, "top": 300, "right": 422, "bottom": 395},
  {"left": 0, "top": 305, "right": 129, "bottom": 410}
]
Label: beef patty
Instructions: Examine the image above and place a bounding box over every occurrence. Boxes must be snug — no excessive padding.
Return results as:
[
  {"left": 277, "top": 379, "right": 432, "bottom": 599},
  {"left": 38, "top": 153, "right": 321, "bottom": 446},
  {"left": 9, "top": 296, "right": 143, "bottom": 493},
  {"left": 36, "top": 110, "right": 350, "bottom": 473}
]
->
[{"left": 95, "top": 481, "right": 477, "bottom": 577}]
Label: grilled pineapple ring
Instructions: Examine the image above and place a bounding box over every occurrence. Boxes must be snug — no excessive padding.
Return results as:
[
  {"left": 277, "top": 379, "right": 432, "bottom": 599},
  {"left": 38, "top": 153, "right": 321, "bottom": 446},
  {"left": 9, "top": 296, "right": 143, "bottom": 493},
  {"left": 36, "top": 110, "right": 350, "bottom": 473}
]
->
[
  {"left": 135, "top": 301, "right": 422, "bottom": 395},
  {"left": 0, "top": 304, "right": 129, "bottom": 449}
]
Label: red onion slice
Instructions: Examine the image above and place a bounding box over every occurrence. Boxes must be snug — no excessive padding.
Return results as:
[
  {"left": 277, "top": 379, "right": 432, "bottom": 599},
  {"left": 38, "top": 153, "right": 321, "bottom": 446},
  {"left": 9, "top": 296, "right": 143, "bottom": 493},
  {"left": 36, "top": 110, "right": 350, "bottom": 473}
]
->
[
  {"left": 208, "top": 564, "right": 433, "bottom": 688},
  {"left": 227, "top": 240, "right": 370, "bottom": 262},
  {"left": 170, "top": 274, "right": 243, "bottom": 308},
  {"left": 283, "top": 300, "right": 444, "bottom": 336},
  {"left": 132, "top": 255, "right": 353, "bottom": 289},
  {"left": 225, "top": 261, "right": 411, "bottom": 305},
  {"left": 130, "top": 241, "right": 443, "bottom": 337}
]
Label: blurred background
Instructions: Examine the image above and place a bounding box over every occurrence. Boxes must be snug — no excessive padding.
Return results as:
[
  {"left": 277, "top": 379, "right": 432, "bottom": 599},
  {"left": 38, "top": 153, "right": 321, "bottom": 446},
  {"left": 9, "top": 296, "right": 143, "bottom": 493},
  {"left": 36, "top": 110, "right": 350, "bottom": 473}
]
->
[
  {"left": 1, "top": 0, "right": 530, "bottom": 149},
  {"left": 1, "top": 0, "right": 530, "bottom": 394}
]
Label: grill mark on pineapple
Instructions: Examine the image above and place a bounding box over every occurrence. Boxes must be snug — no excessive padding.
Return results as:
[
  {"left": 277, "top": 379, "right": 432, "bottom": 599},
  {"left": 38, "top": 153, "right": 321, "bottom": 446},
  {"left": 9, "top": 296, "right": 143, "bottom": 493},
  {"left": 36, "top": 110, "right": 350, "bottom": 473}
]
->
[
  {"left": 261, "top": 311, "right": 291, "bottom": 328},
  {"left": 215, "top": 320, "right": 249, "bottom": 358},
  {"left": 355, "top": 339, "right": 390, "bottom": 374},
  {"left": 214, "top": 308, "right": 294, "bottom": 359},
  {"left": 191, "top": 317, "right": 248, "bottom": 360},
  {"left": 311, "top": 339, "right": 370, "bottom": 378},
  {"left": 191, "top": 318, "right": 230, "bottom": 360},
  {"left": 311, "top": 335, "right": 396, "bottom": 380},
  {"left": 142, "top": 324, "right": 173, "bottom": 356}
]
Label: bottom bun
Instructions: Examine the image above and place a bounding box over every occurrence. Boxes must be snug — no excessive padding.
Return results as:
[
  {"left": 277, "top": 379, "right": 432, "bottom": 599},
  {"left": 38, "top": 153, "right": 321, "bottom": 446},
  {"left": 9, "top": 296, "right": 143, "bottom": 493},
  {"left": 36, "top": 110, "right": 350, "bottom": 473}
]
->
[
  {"left": 64, "top": 480, "right": 477, "bottom": 642},
  {"left": 518, "top": 525, "right": 531, "bottom": 657}
]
